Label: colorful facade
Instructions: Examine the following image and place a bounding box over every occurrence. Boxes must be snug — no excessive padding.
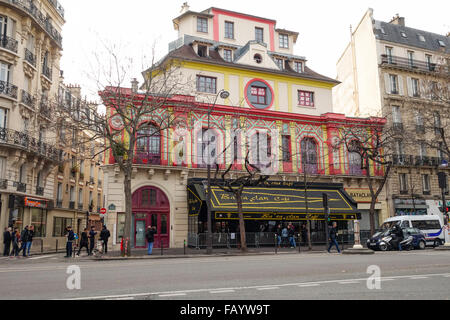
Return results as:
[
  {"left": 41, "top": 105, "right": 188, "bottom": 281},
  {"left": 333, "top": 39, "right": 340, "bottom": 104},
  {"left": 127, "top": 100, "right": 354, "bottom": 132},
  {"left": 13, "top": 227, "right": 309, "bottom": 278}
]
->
[{"left": 102, "top": 5, "right": 386, "bottom": 250}]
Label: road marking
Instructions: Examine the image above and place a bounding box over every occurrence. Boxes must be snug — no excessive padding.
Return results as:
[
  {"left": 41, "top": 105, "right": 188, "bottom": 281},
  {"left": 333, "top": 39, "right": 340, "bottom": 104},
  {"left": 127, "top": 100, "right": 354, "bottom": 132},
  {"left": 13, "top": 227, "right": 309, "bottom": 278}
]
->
[
  {"left": 380, "top": 278, "right": 395, "bottom": 282},
  {"left": 112, "top": 297, "right": 135, "bottom": 300},
  {"left": 159, "top": 293, "right": 186, "bottom": 297},
  {"left": 257, "top": 287, "right": 280, "bottom": 291},
  {"left": 338, "top": 281, "right": 360, "bottom": 284},
  {"left": 28, "top": 255, "right": 57, "bottom": 260},
  {"left": 63, "top": 272, "right": 450, "bottom": 300},
  {"left": 210, "top": 290, "right": 235, "bottom": 294},
  {"left": 409, "top": 276, "right": 429, "bottom": 280},
  {"left": 298, "top": 284, "right": 320, "bottom": 288},
  {"left": 444, "top": 275, "right": 450, "bottom": 278}
]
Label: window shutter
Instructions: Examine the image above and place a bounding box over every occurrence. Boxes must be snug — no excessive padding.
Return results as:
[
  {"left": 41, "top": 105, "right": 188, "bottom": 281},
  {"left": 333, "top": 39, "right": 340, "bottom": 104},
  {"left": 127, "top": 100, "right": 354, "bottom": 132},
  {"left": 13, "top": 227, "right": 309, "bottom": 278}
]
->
[
  {"left": 384, "top": 74, "right": 390, "bottom": 94},
  {"left": 398, "top": 76, "right": 404, "bottom": 95},
  {"left": 406, "top": 77, "right": 413, "bottom": 97}
]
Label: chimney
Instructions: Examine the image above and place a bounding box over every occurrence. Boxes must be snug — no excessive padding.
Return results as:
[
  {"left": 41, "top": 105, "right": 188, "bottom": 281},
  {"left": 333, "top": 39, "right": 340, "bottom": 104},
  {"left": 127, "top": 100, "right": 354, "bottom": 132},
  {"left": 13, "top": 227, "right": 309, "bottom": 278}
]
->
[
  {"left": 180, "top": 2, "right": 190, "bottom": 14},
  {"left": 446, "top": 32, "right": 450, "bottom": 38},
  {"left": 389, "top": 14, "right": 405, "bottom": 27},
  {"left": 131, "top": 78, "right": 139, "bottom": 93}
]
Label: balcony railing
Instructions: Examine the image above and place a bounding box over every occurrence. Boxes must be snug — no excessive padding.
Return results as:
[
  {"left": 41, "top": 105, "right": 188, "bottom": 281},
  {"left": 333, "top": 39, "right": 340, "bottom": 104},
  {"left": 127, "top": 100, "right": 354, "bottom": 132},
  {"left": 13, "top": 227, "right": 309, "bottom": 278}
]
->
[
  {"left": 42, "top": 65, "right": 52, "bottom": 80},
  {"left": 134, "top": 153, "right": 162, "bottom": 165},
  {"left": 14, "top": 182, "right": 26, "bottom": 193},
  {"left": 39, "top": 99, "right": 52, "bottom": 118},
  {"left": 4, "top": 0, "right": 63, "bottom": 48},
  {"left": 78, "top": 203, "right": 83, "bottom": 210},
  {"left": 0, "top": 80, "right": 18, "bottom": 99},
  {"left": 381, "top": 54, "right": 442, "bottom": 73},
  {"left": 393, "top": 122, "right": 404, "bottom": 132},
  {"left": 0, "top": 127, "right": 63, "bottom": 163},
  {"left": 0, "top": 179, "right": 7, "bottom": 189},
  {"left": 393, "top": 155, "right": 442, "bottom": 167},
  {"left": 416, "top": 125, "right": 425, "bottom": 134},
  {"left": 47, "top": 0, "right": 65, "bottom": 18},
  {"left": 0, "top": 35, "right": 18, "bottom": 53},
  {"left": 69, "top": 201, "right": 75, "bottom": 210},
  {"left": 36, "top": 186, "right": 44, "bottom": 196},
  {"left": 56, "top": 200, "right": 62, "bottom": 208},
  {"left": 21, "top": 90, "right": 35, "bottom": 108},
  {"left": 24, "top": 48, "right": 36, "bottom": 66}
]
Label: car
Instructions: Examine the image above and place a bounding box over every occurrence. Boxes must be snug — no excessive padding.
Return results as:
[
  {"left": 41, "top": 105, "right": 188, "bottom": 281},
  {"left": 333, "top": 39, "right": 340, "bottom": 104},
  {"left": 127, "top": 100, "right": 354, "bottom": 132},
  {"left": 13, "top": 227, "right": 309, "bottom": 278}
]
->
[{"left": 402, "top": 227, "right": 427, "bottom": 250}]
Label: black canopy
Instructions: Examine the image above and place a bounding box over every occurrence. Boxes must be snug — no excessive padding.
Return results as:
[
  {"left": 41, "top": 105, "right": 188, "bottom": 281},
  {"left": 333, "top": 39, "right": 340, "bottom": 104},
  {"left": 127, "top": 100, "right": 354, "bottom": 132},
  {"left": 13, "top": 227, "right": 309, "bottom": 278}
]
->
[{"left": 188, "top": 179, "right": 361, "bottom": 222}]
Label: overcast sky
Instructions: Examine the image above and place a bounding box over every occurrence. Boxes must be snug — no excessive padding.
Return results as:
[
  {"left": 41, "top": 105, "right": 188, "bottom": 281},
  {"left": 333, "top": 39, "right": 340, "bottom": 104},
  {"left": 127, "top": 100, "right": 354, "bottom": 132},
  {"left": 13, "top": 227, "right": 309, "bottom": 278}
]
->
[{"left": 59, "top": 0, "right": 450, "bottom": 101}]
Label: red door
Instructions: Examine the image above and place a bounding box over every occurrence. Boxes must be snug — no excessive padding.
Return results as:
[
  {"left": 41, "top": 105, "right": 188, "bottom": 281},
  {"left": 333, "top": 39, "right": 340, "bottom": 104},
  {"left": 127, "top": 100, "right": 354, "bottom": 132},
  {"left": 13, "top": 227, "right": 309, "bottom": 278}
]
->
[{"left": 132, "top": 186, "right": 170, "bottom": 249}]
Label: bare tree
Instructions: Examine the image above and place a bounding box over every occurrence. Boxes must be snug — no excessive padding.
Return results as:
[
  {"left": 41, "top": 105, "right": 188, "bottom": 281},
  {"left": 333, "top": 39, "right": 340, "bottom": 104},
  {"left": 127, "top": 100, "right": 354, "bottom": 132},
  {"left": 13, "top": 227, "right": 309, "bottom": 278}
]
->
[
  {"left": 53, "top": 42, "right": 195, "bottom": 256},
  {"left": 336, "top": 120, "right": 396, "bottom": 235}
]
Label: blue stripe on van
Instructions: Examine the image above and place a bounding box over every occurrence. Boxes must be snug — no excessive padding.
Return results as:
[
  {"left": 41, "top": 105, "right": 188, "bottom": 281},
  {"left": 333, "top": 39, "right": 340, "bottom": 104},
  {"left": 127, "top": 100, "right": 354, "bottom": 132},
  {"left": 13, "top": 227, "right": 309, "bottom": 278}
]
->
[{"left": 426, "top": 228, "right": 443, "bottom": 238}]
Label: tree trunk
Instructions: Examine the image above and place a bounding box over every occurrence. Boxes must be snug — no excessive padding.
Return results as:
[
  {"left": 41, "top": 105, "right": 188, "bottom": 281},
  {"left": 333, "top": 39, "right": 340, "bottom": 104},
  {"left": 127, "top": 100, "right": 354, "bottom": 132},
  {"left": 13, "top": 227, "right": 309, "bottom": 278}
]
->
[
  {"left": 369, "top": 199, "right": 376, "bottom": 236},
  {"left": 122, "top": 168, "right": 133, "bottom": 257},
  {"left": 236, "top": 192, "right": 247, "bottom": 253}
]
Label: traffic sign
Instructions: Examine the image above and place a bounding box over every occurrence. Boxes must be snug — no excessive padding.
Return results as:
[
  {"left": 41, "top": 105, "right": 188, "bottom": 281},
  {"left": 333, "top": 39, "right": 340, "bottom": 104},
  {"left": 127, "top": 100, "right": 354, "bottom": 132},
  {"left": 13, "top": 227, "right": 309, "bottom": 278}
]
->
[{"left": 100, "top": 208, "right": 107, "bottom": 215}]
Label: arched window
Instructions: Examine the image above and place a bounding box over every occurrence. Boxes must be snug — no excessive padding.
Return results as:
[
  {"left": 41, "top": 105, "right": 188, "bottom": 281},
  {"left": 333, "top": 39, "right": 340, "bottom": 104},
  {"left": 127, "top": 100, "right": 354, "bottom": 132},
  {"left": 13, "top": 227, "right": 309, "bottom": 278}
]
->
[
  {"left": 301, "top": 138, "right": 318, "bottom": 174},
  {"left": 197, "top": 128, "right": 218, "bottom": 168},
  {"left": 136, "top": 124, "right": 161, "bottom": 164},
  {"left": 348, "top": 140, "right": 362, "bottom": 175}
]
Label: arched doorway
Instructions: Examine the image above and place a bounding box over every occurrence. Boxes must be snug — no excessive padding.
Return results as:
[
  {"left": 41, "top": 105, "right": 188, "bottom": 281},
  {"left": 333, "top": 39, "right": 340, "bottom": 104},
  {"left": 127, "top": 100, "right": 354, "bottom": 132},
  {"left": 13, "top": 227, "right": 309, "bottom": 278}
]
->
[{"left": 132, "top": 186, "right": 170, "bottom": 248}]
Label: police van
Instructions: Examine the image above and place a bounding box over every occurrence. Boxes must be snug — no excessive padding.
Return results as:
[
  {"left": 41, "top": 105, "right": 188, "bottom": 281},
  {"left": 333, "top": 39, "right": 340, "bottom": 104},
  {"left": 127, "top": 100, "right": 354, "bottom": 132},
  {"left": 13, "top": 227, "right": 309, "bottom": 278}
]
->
[{"left": 380, "top": 215, "right": 444, "bottom": 247}]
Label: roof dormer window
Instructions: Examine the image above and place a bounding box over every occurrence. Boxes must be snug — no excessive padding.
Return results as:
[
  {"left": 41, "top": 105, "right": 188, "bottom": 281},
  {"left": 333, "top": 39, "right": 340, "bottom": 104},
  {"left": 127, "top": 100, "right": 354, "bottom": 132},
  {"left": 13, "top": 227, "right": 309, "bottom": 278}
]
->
[
  {"left": 279, "top": 34, "right": 289, "bottom": 48},
  {"left": 254, "top": 54, "right": 262, "bottom": 64},
  {"left": 438, "top": 40, "right": 446, "bottom": 47},
  {"left": 400, "top": 31, "right": 407, "bottom": 38},
  {"left": 223, "top": 49, "right": 232, "bottom": 62},
  {"left": 418, "top": 34, "right": 426, "bottom": 42},
  {"left": 275, "top": 58, "right": 283, "bottom": 70},
  {"left": 198, "top": 45, "right": 208, "bottom": 57},
  {"left": 294, "top": 61, "right": 303, "bottom": 73}
]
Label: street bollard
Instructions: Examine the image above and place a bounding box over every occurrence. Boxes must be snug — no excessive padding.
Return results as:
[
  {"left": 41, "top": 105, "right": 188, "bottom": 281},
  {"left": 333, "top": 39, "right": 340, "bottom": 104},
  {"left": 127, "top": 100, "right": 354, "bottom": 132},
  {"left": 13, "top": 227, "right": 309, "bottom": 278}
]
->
[
  {"left": 56, "top": 239, "right": 58, "bottom": 253},
  {"left": 298, "top": 234, "right": 301, "bottom": 253},
  {"left": 161, "top": 241, "right": 163, "bottom": 256},
  {"left": 184, "top": 240, "right": 186, "bottom": 255},
  {"left": 275, "top": 234, "right": 277, "bottom": 255},
  {"left": 41, "top": 239, "right": 43, "bottom": 253}
]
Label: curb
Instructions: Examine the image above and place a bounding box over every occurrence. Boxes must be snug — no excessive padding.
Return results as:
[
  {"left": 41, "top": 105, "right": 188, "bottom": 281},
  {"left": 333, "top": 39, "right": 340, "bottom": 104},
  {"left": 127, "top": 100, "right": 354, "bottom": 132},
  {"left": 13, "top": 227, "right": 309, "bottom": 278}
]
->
[{"left": 342, "top": 248, "right": 374, "bottom": 255}]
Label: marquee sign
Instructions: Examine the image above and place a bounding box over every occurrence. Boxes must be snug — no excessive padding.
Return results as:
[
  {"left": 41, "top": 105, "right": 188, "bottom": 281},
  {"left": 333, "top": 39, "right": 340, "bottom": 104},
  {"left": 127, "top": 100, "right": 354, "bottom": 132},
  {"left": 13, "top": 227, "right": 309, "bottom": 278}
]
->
[{"left": 24, "top": 197, "right": 48, "bottom": 209}]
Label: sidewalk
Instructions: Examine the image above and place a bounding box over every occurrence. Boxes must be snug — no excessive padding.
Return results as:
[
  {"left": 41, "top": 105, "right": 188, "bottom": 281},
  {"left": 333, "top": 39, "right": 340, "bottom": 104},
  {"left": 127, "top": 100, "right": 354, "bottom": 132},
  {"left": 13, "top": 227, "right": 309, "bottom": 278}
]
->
[{"left": 88, "top": 245, "right": 336, "bottom": 261}]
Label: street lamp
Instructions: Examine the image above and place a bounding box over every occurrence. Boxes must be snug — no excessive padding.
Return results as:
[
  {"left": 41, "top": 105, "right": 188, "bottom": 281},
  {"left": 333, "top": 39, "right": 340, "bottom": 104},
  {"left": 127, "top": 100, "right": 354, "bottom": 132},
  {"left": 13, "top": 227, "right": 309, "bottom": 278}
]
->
[{"left": 205, "top": 89, "right": 229, "bottom": 255}]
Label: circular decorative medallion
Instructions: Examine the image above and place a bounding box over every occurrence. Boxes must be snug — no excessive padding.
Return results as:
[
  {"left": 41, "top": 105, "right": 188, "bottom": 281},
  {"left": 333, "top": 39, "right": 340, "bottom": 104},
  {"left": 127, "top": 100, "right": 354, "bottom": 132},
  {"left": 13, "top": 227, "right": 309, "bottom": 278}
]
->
[{"left": 109, "top": 114, "right": 125, "bottom": 131}]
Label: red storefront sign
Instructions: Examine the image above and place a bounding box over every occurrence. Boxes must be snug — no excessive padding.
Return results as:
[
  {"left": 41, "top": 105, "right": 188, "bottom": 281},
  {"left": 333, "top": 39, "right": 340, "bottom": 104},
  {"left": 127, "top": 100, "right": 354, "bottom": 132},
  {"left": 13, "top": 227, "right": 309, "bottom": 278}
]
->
[{"left": 24, "top": 197, "right": 48, "bottom": 209}]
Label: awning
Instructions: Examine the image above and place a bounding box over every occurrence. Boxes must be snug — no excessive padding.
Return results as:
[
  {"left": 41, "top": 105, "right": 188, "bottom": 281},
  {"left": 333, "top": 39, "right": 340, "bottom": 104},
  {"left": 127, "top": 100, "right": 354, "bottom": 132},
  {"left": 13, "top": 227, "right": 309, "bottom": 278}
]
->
[{"left": 187, "top": 180, "right": 361, "bottom": 221}]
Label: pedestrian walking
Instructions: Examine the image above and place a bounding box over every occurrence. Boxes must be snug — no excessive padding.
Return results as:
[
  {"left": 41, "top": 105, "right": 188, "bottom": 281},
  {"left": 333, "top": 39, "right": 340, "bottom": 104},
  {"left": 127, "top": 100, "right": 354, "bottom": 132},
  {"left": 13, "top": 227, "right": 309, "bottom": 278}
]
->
[
  {"left": 327, "top": 222, "right": 341, "bottom": 253},
  {"left": 77, "top": 228, "right": 89, "bottom": 256},
  {"left": 18, "top": 226, "right": 29, "bottom": 257},
  {"left": 88, "top": 226, "right": 97, "bottom": 256},
  {"left": 301, "top": 224, "right": 307, "bottom": 246},
  {"left": 10, "top": 228, "right": 20, "bottom": 257},
  {"left": 3, "top": 227, "right": 12, "bottom": 256},
  {"left": 26, "top": 225, "right": 34, "bottom": 256},
  {"left": 145, "top": 226, "right": 156, "bottom": 255},
  {"left": 288, "top": 225, "right": 296, "bottom": 248},
  {"left": 276, "top": 224, "right": 282, "bottom": 248},
  {"left": 100, "top": 225, "right": 111, "bottom": 254},
  {"left": 65, "top": 226, "right": 75, "bottom": 258},
  {"left": 281, "top": 225, "right": 289, "bottom": 248}
]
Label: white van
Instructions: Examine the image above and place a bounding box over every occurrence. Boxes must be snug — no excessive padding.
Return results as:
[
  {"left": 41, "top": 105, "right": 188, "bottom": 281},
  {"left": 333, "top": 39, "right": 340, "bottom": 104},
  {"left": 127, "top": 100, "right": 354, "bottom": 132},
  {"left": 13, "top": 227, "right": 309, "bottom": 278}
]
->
[{"left": 380, "top": 215, "right": 444, "bottom": 247}]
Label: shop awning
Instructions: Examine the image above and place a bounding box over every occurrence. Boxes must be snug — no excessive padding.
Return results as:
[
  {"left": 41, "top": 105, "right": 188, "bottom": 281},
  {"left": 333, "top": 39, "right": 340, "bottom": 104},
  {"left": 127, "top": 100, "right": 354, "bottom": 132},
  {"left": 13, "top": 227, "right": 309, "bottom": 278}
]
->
[{"left": 187, "top": 180, "right": 361, "bottom": 221}]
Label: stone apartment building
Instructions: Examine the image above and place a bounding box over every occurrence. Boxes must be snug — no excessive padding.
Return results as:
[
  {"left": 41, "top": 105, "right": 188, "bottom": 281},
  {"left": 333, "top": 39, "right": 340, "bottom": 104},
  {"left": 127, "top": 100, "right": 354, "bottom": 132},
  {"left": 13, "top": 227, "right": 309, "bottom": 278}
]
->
[
  {"left": 0, "top": 0, "right": 104, "bottom": 249},
  {"left": 333, "top": 9, "right": 450, "bottom": 225},
  {"left": 101, "top": 4, "right": 386, "bottom": 250}
]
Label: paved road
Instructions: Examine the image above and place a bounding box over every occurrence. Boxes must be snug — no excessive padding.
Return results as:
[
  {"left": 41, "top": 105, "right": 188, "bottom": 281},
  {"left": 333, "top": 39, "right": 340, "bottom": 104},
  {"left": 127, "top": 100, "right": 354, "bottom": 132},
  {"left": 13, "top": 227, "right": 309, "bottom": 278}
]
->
[{"left": 0, "top": 250, "right": 449, "bottom": 300}]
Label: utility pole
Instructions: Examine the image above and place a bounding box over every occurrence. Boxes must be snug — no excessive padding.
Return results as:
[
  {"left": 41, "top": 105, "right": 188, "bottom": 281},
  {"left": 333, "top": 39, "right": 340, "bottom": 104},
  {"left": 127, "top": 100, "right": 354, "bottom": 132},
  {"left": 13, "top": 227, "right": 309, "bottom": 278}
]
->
[{"left": 323, "top": 193, "right": 330, "bottom": 251}]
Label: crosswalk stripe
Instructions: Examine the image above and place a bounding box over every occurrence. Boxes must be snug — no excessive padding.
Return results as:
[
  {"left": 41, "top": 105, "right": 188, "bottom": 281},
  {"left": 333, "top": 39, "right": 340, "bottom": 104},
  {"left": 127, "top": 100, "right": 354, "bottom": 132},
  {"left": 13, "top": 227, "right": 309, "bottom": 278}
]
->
[
  {"left": 257, "top": 287, "right": 280, "bottom": 291},
  {"left": 159, "top": 293, "right": 186, "bottom": 297},
  {"left": 210, "top": 290, "right": 235, "bottom": 294}
]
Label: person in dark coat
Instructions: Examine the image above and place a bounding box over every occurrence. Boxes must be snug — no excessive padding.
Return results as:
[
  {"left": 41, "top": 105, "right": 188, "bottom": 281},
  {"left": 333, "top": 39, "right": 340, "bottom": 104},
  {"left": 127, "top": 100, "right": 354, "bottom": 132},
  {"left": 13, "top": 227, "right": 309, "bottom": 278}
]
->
[
  {"left": 65, "top": 226, "right": 75, "bottom": 258},
  {"left": 276, "top": 224, "right": 282, "bottom": 248},
  {"left": 77, "top": 228, "right": 89, "bottom": 256},
  {"left": 327, "top": 222, "right": 341, "bottom": 253},
  {"left": 88, "top": 226, "right": 97, "bottom": 256},
  {"left": 18, "top": 226, "right": 29, "bottom": 257},
  {"left": 288, "top": 225, "right": 296, "bottom": 248},
  {"left": 11, "top": 228, "right": 20, "bottom": 257},
  {"left": 3, "top": 227, "right": 12, "bottom": 256},
  {"left": 145, "top": 226, "right": 156, "bottom": 255},
  {"left": 99, "top": 226, "right": 111, "bottom": 254},
  {"left": 301, "top": 224, "right": 308, "bottom": 245},
  {"left": 26, "top": 225, "right": 34, "bottom": 256}
]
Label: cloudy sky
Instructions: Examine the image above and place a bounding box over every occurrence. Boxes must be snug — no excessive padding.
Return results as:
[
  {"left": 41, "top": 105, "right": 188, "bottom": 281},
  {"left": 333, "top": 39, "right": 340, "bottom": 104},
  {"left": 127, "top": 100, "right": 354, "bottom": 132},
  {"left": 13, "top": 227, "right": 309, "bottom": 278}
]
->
[{"left": 59, "top": 0, "right": 450, "bottom": 101}]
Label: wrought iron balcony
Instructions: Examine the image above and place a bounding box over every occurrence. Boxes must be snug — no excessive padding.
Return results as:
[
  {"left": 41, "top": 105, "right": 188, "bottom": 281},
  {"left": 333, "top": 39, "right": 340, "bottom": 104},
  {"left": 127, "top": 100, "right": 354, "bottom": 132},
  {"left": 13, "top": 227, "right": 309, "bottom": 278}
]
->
[
  {"left": 39, "top": 99, "right": 52, "bottom": 118},
  {"left": 416, "top": 125, "right": 425, "bottom": 134},
  {"left": 24, "top": 48, "right": 36, "bottom": 66},
  {"left": 47, "top": 0, "right": 65, "bottom": 18},
  {"left": 36, "top": 186, "right": 44, "bottom": 196},
  {"left": 56, "top": 200, "right": 62, "bottom": 208},
  {"left": 15, "top": 182, "right": 26, "bottom": 193},
  {"left": 42, "top": 65, "right": 52, "bottom": 80},
  {"left": 78, "top": 203, "right": 83, "bottom": 210},
  {"left": 0, "top": 35, "right": 18, "bottom": 53},
  {"left": 381, "top": 54, "right": 443, "bottom": 73},
  {"left": 0, "top": 127, "right": 63, "bottom": 163},
  {"left": 69, "top": 201, "right": 75, "bottom": 210},
  {"left": 393, "top": 122, "right": 404, "bottom": 132},
  {"left": 393, "top": 155, "right": 441, "bottom": 167},
  {"left": 21, "top": 90, "right": 35, "bottom": 108},
  {"left": 0, "top": 80, "right": 18, "bottom": 99},
  {"left": 0, "top": 179, "right": 7, "bottom": 189},
  {"left": 134, "top": 153, "right": 162, "bottom": 165}
]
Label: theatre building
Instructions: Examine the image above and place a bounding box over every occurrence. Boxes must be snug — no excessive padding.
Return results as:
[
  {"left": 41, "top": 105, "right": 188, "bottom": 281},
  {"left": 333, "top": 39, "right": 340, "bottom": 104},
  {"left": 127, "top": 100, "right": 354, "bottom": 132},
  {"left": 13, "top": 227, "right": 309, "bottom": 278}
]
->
[{"left": 101, "top": 5, "right": 386, "bottom": 250}]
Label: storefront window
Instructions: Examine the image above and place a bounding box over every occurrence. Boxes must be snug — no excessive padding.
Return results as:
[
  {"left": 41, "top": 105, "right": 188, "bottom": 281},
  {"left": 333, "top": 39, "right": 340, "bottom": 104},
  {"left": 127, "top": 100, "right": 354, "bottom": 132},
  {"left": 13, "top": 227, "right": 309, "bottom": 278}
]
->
[
  {"left": 13, "top": 207, "right": 24, "bottom": 231},
  {"left": 31, "top": 208, "right": 47, "bottom": 237},
  {"left": 116, "top": 213, "right": 125, "bottom": 242},
  {"left": 53, "top": 217, "right": 72, "bottom": 237}
]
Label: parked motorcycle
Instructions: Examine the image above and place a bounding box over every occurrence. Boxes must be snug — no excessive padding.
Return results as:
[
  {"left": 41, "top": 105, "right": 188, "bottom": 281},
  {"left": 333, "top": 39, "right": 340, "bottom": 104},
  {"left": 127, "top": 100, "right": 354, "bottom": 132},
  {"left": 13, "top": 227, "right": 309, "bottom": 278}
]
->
[{"left": 369, "top": 229, "right": 413, "bottom": 251}]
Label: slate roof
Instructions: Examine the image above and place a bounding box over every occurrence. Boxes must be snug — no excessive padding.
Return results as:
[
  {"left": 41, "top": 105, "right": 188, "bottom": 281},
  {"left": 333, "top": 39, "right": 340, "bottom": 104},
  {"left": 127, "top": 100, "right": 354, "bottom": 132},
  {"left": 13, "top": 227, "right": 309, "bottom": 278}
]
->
[
  {"left": 374, "top": 20, "right": 450, "bottom": 54},
  {"left": 147, "top": 43, "right": 339, "bottom": 85}
]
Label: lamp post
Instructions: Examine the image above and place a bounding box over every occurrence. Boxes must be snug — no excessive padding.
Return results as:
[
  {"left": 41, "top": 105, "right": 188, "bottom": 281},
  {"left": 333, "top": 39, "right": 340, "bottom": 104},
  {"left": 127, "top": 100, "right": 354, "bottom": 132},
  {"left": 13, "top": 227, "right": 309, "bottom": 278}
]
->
[{"left": 205, "top": 89, "right": 230, "bottom": 255}]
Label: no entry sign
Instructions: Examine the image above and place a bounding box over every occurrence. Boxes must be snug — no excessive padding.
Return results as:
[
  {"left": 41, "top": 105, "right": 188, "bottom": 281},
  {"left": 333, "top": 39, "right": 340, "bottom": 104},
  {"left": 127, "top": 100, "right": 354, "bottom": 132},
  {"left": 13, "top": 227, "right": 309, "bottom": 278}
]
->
[{"left": 100, "top": 208, "right": 107, "bottom": 215}]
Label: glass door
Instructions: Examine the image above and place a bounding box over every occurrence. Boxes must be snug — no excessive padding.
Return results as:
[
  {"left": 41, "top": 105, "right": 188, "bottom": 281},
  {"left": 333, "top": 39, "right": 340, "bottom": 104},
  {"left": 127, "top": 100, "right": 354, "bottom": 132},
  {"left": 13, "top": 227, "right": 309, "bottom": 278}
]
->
[{"left": 135, "top": 219, "right": 146, "bottom": 248}]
